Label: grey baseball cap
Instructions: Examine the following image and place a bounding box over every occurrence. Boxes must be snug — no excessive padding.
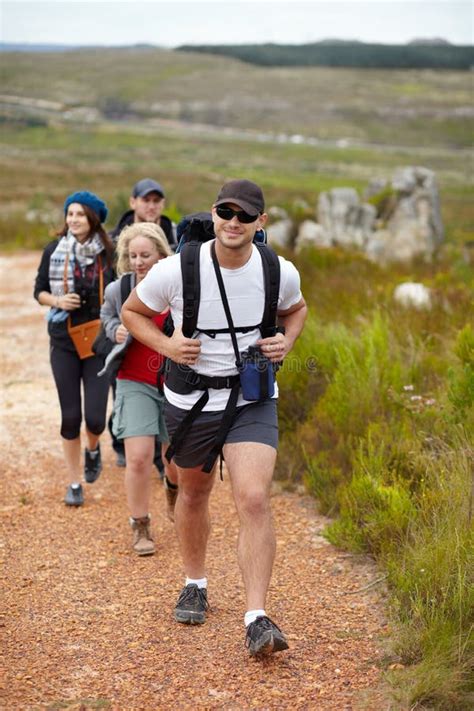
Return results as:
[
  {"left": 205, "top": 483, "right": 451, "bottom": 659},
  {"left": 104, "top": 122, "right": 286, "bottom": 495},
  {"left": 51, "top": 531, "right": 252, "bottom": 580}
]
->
[{"left": 132, "top": 178, "right": 165, "bottom": 198}]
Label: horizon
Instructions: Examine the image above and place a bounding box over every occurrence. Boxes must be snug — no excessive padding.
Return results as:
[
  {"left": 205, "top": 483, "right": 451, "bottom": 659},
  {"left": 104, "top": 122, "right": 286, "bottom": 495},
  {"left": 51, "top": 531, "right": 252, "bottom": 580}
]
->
[{"left": 1, "top": 37, "right": 469, "bottom": 49}]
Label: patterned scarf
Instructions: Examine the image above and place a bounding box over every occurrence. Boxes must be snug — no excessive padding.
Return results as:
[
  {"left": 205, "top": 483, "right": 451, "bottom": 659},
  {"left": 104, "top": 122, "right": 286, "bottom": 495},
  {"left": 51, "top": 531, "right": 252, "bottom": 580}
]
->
[
  {"left": 47, "top": 231, "right": 104, "bottom": 322},
  {"left": 49, "top": 231, "right": 104, "bottom": 296}
]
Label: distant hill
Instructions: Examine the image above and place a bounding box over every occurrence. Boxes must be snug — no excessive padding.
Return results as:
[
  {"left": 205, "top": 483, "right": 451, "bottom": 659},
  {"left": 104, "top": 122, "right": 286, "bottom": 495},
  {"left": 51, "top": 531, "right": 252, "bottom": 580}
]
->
[
  {"left": 0, "top": 42, "right": 158, "bottom": 53},
  {"left": 1, "top": 45, "right": 472, "bottom": 150},
  {"left": 408, "top": 38, "right": 452, "bottom": 46},
  {"left": 176, "top": 41, "right": 473, "bottom": 70},
  {"left": 0, "top": 43, "right": 78, "bottom": 52}
]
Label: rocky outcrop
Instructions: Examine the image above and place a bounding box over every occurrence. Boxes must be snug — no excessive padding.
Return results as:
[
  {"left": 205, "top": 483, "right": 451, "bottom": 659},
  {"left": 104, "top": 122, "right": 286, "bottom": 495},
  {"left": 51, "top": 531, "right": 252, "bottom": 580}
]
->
[
  {"left": 295, "top": 220, "right": 332, "bottom": 252},
  {"left": 266, "top": 218, "right": 293, "bottom": 249},
  {"left": 317, "top": 188, "right": 376, "bottom": 249},
  {"left": 290, "top": 166, "right": 444, "bottom": 265},
  {"left": 366, "top": 167, "right": 444, "bottom": 264}
]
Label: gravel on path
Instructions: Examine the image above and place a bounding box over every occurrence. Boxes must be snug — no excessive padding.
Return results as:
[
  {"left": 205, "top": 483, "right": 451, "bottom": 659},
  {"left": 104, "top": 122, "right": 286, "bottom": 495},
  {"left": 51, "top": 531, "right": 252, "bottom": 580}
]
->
[{"left": 0, "top": 252, "right": 392, "bottom": 710}]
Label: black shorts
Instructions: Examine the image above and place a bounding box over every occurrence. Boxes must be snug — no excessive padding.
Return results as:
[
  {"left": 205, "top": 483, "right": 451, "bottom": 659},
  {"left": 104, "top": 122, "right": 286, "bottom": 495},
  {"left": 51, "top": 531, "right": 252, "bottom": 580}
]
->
[{"left": 164, "top": 399, "right": 278, "bottom": 468}]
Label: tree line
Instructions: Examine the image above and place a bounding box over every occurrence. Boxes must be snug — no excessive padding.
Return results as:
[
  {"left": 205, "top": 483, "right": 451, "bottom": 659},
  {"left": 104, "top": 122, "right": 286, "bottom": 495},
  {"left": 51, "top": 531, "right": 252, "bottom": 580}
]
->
[{"left": 176, "top": 42, "right": 473, "bottom": 70}]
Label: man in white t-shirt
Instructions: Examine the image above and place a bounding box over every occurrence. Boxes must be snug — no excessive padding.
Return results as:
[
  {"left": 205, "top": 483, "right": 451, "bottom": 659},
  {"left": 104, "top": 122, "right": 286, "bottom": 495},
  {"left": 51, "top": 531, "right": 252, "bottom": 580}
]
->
[{"left": 122, "top": 179, "right": 307, "bottom": 656}]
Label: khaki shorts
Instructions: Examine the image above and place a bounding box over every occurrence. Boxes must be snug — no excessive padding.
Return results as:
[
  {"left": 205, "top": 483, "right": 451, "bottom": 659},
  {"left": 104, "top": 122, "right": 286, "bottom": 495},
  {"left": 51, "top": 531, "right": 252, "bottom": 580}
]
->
[
  {"left": 112, "top": 379, "right": 169, "bottom": 441},
  {"left": 164, "top": 398, "right": 278, "bottom": 468}
]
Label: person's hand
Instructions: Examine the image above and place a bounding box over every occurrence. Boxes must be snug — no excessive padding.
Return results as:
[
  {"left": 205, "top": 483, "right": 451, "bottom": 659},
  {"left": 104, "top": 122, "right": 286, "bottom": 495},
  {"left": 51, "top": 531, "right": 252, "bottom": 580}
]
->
[
  {"left": 58, "top": 293, "right": 81, "bottom": 311},
  {"left": 166, "top": 326, "right": 201, "bottom": 365},
  {"left": 256, "top": 332, "right": 288, "bottom": 363},
  {"left": 115, "top": 324, "right": 129, "bottom": 344}
]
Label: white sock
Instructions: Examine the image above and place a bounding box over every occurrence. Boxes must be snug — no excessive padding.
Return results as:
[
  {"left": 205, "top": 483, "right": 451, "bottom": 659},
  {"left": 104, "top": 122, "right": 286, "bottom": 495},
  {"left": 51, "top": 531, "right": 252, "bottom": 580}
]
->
[
  {"left": 185, "top": 576, "right": 207, "bottom": 590},
  {"left": 245, "top": 609, "right": 266, "bottom": 627},
  {"left": 87, "top": 448, "right": 99, "bottom": 458}
]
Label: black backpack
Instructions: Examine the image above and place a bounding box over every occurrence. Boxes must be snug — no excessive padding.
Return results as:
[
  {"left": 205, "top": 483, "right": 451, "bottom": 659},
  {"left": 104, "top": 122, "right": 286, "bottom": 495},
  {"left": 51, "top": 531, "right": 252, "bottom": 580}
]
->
[
  {"left": 164, "top": 214, "right": 281, "bottom": 474},
  {"left": 174, "top": 212, "right": 278, "bottom": 339}
]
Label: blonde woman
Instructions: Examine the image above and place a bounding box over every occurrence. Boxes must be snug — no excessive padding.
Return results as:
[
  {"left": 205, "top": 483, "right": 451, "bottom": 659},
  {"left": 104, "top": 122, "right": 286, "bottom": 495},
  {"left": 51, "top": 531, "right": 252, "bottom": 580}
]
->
[{"left": 100, "top": 222, "right": 178, "bottom": 555}]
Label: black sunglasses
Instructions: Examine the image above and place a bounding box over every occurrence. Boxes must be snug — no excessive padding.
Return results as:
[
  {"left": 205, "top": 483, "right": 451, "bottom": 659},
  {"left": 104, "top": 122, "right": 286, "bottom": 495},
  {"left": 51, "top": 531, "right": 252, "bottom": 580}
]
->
[{"left": 215, "top": 205, "right": 258, "bottom": 224}]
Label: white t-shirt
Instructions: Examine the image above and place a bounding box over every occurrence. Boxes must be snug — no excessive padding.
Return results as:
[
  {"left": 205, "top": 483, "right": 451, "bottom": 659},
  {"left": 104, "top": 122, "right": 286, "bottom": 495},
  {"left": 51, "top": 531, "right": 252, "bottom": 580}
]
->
[{"left": 136, "top": 240, "right": 302, "bottom": 410}]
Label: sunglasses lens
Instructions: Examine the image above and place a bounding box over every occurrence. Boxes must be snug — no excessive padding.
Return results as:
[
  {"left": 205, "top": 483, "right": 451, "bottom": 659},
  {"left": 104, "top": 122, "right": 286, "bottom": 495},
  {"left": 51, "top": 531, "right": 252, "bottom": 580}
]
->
[
  {"left": 216, "top": 207, "right": 234, "bottom": 220},
  {"left": 239, "top": 211, "right": 257, "bottom": 224},
  {"left": 216, "top": 206, "right": 257, "bottom": 223}
]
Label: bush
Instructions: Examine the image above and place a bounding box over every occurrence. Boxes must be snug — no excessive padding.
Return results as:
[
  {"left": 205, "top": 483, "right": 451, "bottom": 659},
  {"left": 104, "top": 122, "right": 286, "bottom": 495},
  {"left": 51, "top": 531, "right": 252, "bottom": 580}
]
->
[{"left": 276, "top": 275, "right": 473, "bottom": 708}]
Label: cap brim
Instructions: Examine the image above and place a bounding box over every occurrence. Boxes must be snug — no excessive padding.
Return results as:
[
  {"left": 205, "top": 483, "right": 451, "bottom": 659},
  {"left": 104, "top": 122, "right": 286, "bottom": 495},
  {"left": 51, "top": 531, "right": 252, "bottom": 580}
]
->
[
  {"left": 137, "top": 188, "right": 165, "bottom": 198},
  {"left": 214, "top": 197, "right": 259, "bottom": 216}
]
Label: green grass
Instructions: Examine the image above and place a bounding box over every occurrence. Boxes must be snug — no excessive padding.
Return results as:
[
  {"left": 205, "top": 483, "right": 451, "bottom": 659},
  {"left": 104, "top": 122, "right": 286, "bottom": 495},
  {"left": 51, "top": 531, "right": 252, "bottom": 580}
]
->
[
  {"left": 277, "top": 285, "right": 473, "bottom": 709},
  {"left": 0, "top": 119, "right": 472, "bottom": 250}
]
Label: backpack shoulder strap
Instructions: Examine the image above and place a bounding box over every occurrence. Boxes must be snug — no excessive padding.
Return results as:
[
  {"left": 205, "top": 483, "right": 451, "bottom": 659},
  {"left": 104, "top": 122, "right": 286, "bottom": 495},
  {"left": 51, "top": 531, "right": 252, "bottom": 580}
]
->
[
  {"left": 256, "top": 244, "right": 280, "bottom": 338},
  {"left": 120, "top": 272, "right": 133, "bottom": 305},
  {"left": 180, "top": 241, "right": 202, "bottom": 338}
]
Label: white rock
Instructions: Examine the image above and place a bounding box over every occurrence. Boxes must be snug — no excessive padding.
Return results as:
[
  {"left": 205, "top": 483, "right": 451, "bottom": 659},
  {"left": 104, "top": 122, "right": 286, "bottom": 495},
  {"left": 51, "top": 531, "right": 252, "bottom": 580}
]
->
[
  {"left": 295, "top": 220, "right": 332, "bottom": 252},
  {"left": 393, "top": 282, "right": 432, "bottom": 309},
  {"left": 266, "top": 219, "right": 293, "bottom": 249}
]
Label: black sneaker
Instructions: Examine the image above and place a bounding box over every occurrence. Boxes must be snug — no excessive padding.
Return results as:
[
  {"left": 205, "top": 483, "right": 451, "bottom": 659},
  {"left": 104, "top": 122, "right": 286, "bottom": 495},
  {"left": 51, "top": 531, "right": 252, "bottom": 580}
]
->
[
  {"left": 84, "top": 445, "right": 102, "bottom": 483},
  {"left": 174, "top": 584, "right": 208, "bottom": 625},
  {"left": 64, "top": 483, "right": 84, "bottom": 507},
  {"left": 245, "top": 616, "right": 289, "bottom": 657}
]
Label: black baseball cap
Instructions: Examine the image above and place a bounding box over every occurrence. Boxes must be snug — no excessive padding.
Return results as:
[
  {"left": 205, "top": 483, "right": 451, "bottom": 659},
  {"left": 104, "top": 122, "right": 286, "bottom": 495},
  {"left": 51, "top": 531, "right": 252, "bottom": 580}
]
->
[
  {"left": 214, "top": 179, "right": 265, "bottom": 216},
  {"left": 132, "top": 178, "right": 165, "bottom": 199}
]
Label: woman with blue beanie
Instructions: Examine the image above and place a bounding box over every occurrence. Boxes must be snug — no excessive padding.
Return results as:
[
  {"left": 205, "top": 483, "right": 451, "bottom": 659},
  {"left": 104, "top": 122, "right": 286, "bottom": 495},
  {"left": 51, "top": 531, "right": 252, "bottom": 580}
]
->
[{"left": 34, "top": 191, "right": 115, "bottom": 506}]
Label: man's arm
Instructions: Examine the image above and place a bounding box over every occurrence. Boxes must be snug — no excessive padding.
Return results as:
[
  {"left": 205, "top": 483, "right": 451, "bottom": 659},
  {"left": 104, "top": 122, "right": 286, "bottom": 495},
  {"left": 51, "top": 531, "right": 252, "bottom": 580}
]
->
[
  {"left": 121, "top": 289, "right": 201, "bottom": 366},
  {"left": 257, "top": 297, "right": 307, "bottom": 363}
]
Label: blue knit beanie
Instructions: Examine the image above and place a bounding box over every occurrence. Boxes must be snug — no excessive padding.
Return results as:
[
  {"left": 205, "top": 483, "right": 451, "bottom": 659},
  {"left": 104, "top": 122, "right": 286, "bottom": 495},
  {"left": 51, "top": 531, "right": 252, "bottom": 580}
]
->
[{"left": 63, "top": 191, "right": 108, "bottom": 223}]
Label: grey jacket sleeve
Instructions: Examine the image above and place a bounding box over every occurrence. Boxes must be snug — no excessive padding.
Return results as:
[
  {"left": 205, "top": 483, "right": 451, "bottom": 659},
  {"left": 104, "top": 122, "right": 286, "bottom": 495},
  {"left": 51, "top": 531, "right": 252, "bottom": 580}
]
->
[{"left": 100, "top": 279, "right": 123, "bottom": 342}]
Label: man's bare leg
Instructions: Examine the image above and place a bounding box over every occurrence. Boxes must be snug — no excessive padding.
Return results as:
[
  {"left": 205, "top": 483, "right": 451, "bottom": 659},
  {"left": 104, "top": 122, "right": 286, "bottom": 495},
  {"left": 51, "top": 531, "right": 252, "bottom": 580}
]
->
[
  {"left": 174, "top": 464, "right": 215, "bottom": 578},
  {"left": 173, "top": 463, "right": 215, "bottom": 624},
  {"left": 223, "top": 442, "right": 277, "bottom": 610},
  {"left": 224, "top": 441, "right": 288, "bottom": 655}
]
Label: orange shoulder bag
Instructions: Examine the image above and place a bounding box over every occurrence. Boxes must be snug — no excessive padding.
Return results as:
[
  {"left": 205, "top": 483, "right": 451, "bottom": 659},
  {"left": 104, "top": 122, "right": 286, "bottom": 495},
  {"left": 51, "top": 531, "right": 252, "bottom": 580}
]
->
[{"left": 64, "top": 252, "right": 104, "bottom": 360}]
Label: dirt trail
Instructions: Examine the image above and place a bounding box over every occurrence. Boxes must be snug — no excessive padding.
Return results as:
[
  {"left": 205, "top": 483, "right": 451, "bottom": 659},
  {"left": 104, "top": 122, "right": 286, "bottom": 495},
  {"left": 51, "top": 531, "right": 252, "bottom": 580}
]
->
[{"left": 1, "top": 253, "right": 391, "bottom": 710}]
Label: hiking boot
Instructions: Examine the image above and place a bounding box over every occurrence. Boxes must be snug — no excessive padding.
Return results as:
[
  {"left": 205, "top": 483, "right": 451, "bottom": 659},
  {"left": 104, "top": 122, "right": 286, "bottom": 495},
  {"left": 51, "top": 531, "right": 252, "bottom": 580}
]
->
[
  {"left": 84, "top": 445, "right": 102, "bottom": 483},
  {"left": 245, "top": 616, "right": 289, "bottom": 657},
  {"left": 116, "top": 451, "right": 126, "bottom": 467},
  {"left": 163, "top": 477, "right": 178, "bottom": 522},
  {"left": 174, "top": 584, "right": 208, "bottom": 625},
  {"left": 64, "top": 483, "right": 84, "bottom": 507},
  {"left": 130, "top": 515, "right": 155, "bottom": 556}
]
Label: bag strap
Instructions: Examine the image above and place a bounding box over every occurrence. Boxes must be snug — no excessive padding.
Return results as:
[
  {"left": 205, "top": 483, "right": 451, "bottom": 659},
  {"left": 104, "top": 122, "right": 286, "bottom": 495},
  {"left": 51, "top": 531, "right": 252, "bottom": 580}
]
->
[
  {"left": 62, "top": 250, "right": 104, "bottom": 304},
  {"left": 256, "top": 243, "right": 280, "bottom": 338},
  {"left": 63, "top": 252, "right": 70, "bottom": 294},
  {"left": 180, "top": 241, "right": 202, "bottom": 338},
  {"left": 165, "top": 389, "right": 209, "bottom": 464},
  {"left": 210, "top": 241, "right": 241, "bottom": 368},
  {"left": 98, "top": 255, "right": 103, "bottom": 305},
  {"left": 120, "top": 272, "right": 133, "bottom": 305}
]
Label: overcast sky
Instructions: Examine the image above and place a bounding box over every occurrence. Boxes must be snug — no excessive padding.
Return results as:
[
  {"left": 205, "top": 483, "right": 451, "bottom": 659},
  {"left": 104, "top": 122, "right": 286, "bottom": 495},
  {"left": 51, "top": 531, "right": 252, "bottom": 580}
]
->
[{"left": 1, "top": 0, "right": 472, "bottom": 47}]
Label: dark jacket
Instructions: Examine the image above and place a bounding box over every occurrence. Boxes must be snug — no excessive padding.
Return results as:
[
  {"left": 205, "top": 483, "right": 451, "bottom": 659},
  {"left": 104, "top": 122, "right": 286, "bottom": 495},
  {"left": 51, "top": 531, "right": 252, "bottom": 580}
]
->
[
  {"left": 109, "top": 210, "right": 177, "bottom": 250},
  {"left": 34, "top": 239, "right": 115, "bottom": 352}
]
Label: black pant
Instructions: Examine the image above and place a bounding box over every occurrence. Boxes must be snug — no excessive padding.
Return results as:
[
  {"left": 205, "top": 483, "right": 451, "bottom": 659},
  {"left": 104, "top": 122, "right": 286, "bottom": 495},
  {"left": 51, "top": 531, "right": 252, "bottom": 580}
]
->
[
  {"left": 50, "top": 345, "right": 110, "bottom": 440},
  {"left": 108, "top": 378, "right": 124, "bottom": 455}
]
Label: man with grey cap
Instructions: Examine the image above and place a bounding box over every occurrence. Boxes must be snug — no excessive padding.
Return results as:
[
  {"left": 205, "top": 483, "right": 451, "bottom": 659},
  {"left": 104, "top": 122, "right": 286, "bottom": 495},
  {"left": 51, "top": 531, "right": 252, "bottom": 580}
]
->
[
  {"left": 110, "top": 178, "right": 177, "bottom": 250},
  {"left": 122, "top": 178, "right": 307, "bottom": 657},
  {"left": 109, "top": 178, "right": 176, "bottom": 469}
]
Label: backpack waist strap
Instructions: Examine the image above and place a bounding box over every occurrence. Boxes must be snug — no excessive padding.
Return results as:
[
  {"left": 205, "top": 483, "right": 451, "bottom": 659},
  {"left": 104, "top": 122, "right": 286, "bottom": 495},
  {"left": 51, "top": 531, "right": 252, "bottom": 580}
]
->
[
  {"left": 165, "top": 380, "right": 241, "bottom": 474},
  {"left": 165, "top": 359, "right": 239, "bottom": 394}
]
